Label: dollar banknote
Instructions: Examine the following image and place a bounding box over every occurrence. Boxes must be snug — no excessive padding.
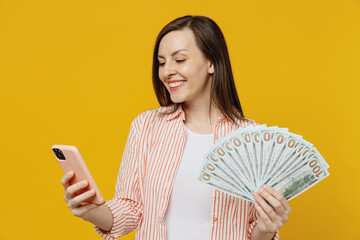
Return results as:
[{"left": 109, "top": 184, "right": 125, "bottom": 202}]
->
[{"left": 198, "top": 125, "right": 330, "bottom": 202}]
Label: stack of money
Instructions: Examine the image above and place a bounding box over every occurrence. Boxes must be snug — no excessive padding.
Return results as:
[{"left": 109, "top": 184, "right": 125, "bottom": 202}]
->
[{"left": 198, "top": 125, "right": 330, "bottom": 202}]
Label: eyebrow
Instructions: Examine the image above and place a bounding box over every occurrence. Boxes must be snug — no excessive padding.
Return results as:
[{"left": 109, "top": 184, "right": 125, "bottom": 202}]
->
[{"left": 157, "top": 49, "right": 188, "bottom": 59}]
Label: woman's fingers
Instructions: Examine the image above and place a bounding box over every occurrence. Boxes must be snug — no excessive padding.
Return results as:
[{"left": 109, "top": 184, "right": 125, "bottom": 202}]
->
[
  {"left": 61, "top": 171, "right": 99, "bottom": 219},
  {"left": 253, "top": 191, "right": 284, "bottom": 233},
  {"left": 61, "top": 170, "right": 74, "bottom": 190},
  {"left": 263, "top": 185, "right": 291, "bottom": 214},
  {"left": 253, "top": 185, "right": 292, "bottom": 234},
  {"left": 258, "top": 187, "right": 285, "bottom": 216},
  {"left": 254, "top": 202, "right": 278, "bottom": 233},
  {"left": 68, "top": 189, "right": 96, "bottom": 209},
  {"left": 253, "top": 192, "right": 278, "bottom": 220},
  {"left": 65, "top": 180, "right": 89, "bottom": 202}
]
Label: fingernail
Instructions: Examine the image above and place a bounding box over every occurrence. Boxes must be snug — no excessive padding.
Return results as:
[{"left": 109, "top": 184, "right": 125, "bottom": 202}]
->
[{"left": 264, "top": 185, "right": 270, "bottom": 190}]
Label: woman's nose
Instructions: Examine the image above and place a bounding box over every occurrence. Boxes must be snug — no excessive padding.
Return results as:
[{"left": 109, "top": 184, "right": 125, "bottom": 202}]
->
[{"left": 163, "top": 62, "right": 177, "bottom": 78}]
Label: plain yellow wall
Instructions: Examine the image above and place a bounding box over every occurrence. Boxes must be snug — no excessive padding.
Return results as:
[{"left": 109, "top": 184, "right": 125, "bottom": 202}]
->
[{"left": 0, "top": 0, "right": 359, "bottom": 239}]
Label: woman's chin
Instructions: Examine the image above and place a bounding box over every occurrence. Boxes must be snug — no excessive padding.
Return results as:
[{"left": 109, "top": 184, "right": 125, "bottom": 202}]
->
[
  {"left": 171, "top": 100, "right": 184, "bottom": 104},
  {"left": 170, "top": 96, "right": 185, "bottom": 104}
]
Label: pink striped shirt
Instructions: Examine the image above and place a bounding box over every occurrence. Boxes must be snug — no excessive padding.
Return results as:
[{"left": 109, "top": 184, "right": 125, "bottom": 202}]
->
[{"left": 94, "top": 105, "right": 280, "bottom": 240}]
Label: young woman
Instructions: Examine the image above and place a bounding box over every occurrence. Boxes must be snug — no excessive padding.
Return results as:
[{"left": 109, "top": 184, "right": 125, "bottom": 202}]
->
[{"left": 61, "top": 15, "right": 291, "bottom": 240}]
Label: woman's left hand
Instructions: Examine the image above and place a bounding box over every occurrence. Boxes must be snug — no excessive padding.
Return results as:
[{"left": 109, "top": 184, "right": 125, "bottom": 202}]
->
[{"left": 253, "top": 185, "right": 291, "bottom": 234}]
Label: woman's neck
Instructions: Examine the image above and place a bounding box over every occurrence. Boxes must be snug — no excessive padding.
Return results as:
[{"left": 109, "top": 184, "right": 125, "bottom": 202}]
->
[{"left": 182, "top": 101, "right": 222, "bottom": 134}]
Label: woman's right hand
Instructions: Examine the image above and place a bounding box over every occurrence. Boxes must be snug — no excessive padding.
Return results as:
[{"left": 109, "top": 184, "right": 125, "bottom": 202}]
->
[{"left": 61, "top": 170, "right": 100, "bottom": 221}]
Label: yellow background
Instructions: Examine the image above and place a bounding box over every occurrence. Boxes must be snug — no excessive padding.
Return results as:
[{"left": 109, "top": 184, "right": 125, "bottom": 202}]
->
[{"left": 0, "top": 0, "right": 359, "bottom": 239}]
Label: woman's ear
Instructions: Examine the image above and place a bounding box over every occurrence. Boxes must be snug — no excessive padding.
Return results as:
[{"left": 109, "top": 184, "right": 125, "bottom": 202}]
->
[{"left": 208, "top": 60, "right": 214, "bottom": 74}]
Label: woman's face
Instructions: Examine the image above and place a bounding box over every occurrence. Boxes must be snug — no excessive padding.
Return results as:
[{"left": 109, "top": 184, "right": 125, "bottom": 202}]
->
[{"left": 157, "top": 28, "right": 214, "bottom": 106}]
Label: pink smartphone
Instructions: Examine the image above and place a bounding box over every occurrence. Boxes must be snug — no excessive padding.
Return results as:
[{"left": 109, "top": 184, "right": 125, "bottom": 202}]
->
[{"left": 52, "top": 145, "right": 105, "bottom": 205}]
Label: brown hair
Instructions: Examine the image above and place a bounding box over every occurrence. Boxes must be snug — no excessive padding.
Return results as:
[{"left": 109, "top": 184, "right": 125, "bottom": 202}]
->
[{"left": 152, "top": 15, "right": 245, "bottom": 123}]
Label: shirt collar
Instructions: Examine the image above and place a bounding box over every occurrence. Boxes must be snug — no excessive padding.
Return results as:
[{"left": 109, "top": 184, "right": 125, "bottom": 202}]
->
[
  {"left": 165, "top": 104, "right": 186, "bottom": 121},
  {"left": 215, "top": 111, "right": 244, "bottom": 127},
  {"left": 164, "top": 104, "right": 244, "bottom": 129},
  {"left": 165, "top": 104, "right": 232, "bottom": 126}
]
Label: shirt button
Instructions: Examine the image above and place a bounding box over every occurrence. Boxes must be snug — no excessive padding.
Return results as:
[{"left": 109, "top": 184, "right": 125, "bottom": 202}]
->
[{"left": 213, "top": 217, "right": 218, "bottom": 222}]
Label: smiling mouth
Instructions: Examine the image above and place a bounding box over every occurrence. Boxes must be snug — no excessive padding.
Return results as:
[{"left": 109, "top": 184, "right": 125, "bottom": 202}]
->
[
  {"left": 168, "top": 81, "right": 186, "bottom": 91},
  {"left": 169, "top": 81, "right": 185, "bottom": 88}
]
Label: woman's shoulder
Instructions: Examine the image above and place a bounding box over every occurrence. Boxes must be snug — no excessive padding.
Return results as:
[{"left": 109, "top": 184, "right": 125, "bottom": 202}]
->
[
  {"left": 135, "top": 105, "right": 173, "bottom": 120},
  {"left": 130, "top": 105, "right": 173, "bottom": 130},
  {"left": 233, "top": 116, "right": 260, "bottom": 128}
]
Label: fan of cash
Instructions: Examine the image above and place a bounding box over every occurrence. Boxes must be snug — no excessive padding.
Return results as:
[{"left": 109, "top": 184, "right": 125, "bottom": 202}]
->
[{"left": 198, "top": 125, "right": 330, "bottom": 202}]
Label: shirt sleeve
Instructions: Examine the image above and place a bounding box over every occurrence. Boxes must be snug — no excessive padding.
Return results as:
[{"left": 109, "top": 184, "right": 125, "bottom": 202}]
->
[
  {"left": 94, "top": 118, "right": 143, "bottom": 240},
  {"left": 247, "top": 202, "right": 280, "bottom": 240}
]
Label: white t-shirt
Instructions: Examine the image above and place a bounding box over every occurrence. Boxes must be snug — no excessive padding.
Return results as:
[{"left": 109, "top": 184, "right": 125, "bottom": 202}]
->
[{"left": 164, "top": 125, "right": 214, "bottom": 240}]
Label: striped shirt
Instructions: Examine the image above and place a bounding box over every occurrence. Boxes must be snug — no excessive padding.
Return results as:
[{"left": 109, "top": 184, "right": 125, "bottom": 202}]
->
[{"left": 94, "top": 105, "right": 280, "bottom": 240}]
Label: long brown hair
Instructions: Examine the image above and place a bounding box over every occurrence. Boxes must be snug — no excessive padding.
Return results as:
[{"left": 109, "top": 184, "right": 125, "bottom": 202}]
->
[{"left": 152, "top": 15, "right": 245, "bottom": 123}]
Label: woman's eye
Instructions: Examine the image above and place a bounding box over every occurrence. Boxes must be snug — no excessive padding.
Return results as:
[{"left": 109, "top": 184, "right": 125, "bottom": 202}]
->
[
  {"left": 176, "top": 59, "right": 185, "bottom": 63},
  {"left": 159, "top": 62, "right": 165, "bottom": 67}
]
